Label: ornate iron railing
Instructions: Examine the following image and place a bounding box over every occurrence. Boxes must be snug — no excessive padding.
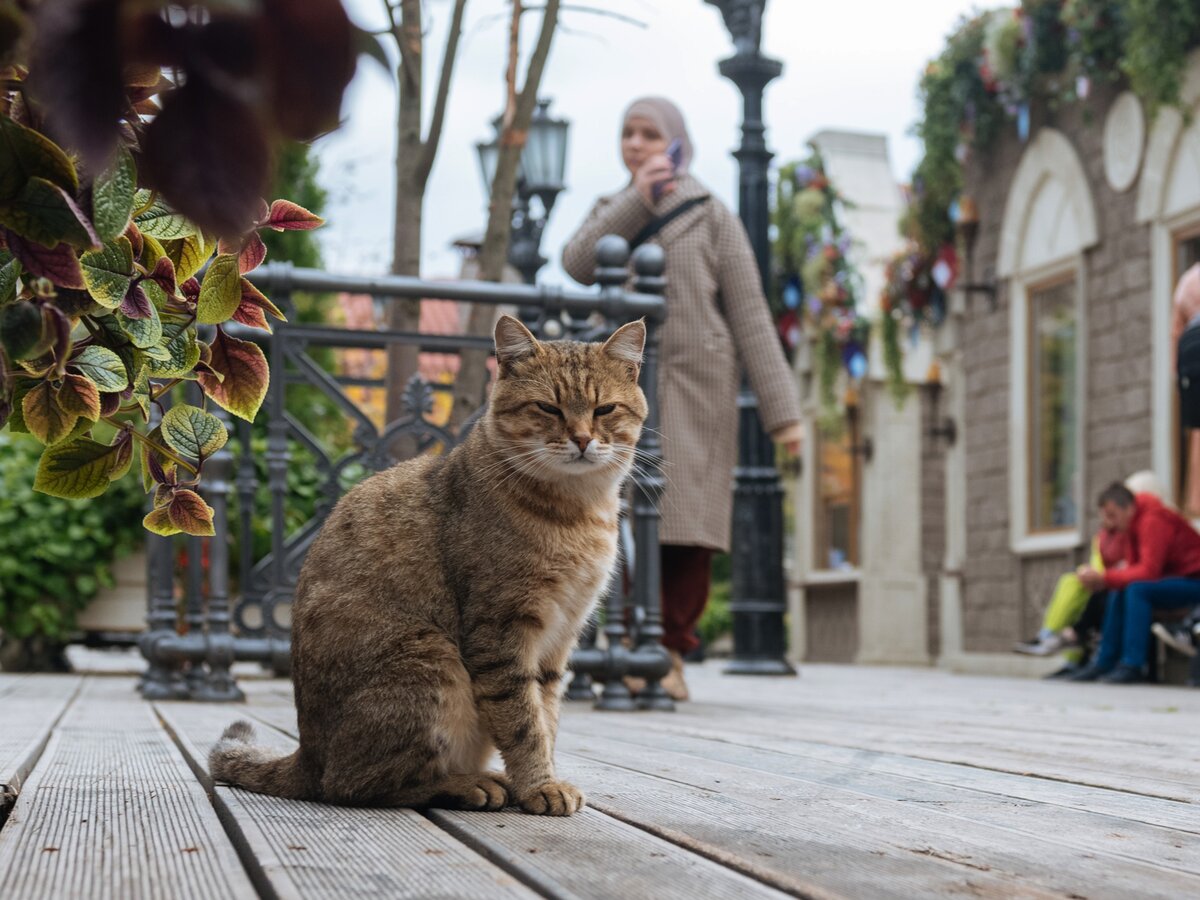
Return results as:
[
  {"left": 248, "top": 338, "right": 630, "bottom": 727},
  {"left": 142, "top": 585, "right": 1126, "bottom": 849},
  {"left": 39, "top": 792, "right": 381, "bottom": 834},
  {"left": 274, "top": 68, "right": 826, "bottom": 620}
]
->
[{"left": 137, "top": 237, "right": 674, "bottom": 709}]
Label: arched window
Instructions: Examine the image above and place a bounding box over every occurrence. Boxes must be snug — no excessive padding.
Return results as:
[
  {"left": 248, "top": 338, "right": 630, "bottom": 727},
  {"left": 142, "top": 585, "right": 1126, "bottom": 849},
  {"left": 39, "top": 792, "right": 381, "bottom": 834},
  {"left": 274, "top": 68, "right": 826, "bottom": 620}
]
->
[{"left": 999, "top": 128, "right": 1099, "bottom": 553}]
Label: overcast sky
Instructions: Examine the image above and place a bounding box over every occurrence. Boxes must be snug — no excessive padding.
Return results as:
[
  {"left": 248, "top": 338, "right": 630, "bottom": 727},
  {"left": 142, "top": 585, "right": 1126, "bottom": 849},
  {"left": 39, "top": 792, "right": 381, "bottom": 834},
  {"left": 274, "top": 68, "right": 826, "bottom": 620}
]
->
[{"left": 313, "top": 0, "right": 983, "bottom": 284}]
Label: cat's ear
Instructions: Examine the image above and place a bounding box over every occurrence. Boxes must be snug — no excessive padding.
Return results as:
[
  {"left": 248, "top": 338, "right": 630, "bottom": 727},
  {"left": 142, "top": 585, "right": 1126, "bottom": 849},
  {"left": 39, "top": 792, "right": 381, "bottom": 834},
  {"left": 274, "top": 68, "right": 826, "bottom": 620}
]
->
[
  {"left": 602, "top": 319, "right": 646, "bottom": 380},
  {"left": 494, "top": 315, "right": 539, "bottom": 374}
]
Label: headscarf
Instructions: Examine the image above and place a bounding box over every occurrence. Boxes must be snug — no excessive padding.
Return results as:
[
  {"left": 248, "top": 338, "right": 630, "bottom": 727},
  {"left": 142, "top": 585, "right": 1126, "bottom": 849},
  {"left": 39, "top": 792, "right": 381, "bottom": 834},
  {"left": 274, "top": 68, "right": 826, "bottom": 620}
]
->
[{"left": 621, "top": 97, "right": 694, "bottom": 175}]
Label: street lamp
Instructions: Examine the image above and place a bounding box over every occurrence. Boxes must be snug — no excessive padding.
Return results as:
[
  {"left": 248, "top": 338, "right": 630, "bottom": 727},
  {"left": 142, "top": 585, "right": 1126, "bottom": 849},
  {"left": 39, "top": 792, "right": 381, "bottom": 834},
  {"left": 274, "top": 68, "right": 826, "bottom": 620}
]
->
[
  {"left": 708, "top": 0, "right": 796, "bottom": 676},
  {"left": 474, "top": 98, "right": 570, "bottom": 287}
]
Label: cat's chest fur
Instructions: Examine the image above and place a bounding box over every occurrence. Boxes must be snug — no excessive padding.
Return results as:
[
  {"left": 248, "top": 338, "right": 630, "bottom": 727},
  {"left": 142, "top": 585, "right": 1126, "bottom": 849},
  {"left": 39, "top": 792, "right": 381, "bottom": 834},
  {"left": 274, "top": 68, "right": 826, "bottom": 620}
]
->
[{"left": 514, "top": 514, "right": 619, "bottom": 663}]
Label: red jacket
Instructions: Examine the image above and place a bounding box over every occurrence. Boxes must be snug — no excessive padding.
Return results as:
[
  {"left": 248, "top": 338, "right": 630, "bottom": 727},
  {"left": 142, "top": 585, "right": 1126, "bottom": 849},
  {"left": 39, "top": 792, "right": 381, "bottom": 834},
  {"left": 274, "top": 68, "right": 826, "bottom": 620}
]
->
[{"left": 1104, "top": 494, "right": 1200, "bottom": 589}]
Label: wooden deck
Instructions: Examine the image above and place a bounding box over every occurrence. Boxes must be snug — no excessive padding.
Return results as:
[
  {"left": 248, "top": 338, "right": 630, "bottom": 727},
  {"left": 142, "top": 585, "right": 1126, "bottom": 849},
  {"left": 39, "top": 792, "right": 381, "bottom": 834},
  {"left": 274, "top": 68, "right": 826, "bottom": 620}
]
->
[{"left": 1, "top": 664, "right": 1198, "bottom": 899}]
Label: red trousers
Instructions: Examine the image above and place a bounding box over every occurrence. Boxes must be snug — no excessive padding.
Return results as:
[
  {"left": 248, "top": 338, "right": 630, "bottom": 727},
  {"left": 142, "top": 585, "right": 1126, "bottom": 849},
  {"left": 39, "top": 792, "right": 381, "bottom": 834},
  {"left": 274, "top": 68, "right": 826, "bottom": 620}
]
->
[{"left": 661, "top": 544, "right": 714, "bottom": 655}]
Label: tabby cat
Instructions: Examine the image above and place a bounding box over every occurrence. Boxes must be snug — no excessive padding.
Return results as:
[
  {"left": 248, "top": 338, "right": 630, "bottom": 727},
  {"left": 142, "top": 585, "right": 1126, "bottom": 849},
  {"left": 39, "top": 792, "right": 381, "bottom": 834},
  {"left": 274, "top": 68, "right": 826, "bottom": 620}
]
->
[{"left": 210, "top": 316, "right": 647, "bottom": 816}]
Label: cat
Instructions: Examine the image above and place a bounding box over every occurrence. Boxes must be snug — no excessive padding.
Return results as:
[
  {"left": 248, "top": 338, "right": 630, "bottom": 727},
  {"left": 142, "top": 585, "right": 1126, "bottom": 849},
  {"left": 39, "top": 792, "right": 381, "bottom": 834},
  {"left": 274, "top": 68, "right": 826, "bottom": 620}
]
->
[{"left": 210, "top": 315, "right": 647, "bottom": 816}]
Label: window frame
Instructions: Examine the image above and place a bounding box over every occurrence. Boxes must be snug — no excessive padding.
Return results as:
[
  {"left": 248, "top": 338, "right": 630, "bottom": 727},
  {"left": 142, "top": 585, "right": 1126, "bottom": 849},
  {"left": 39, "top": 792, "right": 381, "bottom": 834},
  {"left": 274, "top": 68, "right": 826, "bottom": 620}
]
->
[
  {"left": 1170, "top": 222, "right": 1200, "bottom": 514},
  {"left": 1010, "top": 257, "right": 1087, "bottom": 555},
  {"left": 812, "top": 410, "right": 863, "bottom": 574}
]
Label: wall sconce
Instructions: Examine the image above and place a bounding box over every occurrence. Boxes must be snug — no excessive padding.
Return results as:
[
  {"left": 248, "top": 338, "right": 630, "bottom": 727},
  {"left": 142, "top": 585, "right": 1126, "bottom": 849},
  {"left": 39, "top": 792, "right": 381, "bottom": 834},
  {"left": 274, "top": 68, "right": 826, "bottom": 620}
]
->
[
  {"left": 954, "top": 195, "right": 998, "bottom": 311},
  {"left": 922, "top": 361, "right": 957, "bottom": 447}
]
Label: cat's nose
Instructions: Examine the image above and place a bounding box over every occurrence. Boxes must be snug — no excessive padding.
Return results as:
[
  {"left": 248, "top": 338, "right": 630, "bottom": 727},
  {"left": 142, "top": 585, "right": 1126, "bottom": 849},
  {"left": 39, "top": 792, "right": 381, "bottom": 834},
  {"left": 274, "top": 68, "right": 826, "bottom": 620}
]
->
[{"left": 572, "top": 435, "right": 591, "bottom": 453}]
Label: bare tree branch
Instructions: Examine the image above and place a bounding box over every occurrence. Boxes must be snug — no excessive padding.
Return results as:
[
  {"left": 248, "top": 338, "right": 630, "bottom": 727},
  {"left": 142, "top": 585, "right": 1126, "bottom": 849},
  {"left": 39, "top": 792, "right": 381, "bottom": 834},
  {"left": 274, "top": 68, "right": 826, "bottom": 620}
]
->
[
  {"left": 450, "top": 0, "right": 563, "bottom": 429},
  {"left": 546, "top": 4, "right": 648, "bottom": 28},
  {"left": 504, "top": 1, "right": 521, "bottom": 131},
  {"left": 396, "top": 0, "right": 423, "bottom": 92},
  {"left": 416, "top": 0, "right": 468, "bottom": 184}
]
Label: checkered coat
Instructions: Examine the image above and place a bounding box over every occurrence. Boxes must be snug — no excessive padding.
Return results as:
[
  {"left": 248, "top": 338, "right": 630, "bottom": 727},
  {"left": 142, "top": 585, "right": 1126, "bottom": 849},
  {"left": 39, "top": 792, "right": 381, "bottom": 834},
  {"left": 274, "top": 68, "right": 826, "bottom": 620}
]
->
[{"left": 562, "top": 175, "right": 802, "bottom": 551}]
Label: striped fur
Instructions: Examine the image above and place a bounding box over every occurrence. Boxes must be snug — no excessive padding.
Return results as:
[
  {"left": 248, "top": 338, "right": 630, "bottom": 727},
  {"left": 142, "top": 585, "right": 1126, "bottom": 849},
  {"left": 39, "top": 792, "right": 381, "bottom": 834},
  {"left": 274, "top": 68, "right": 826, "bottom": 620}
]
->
[{"left": 210, "top": 319, "right": 647, "bottom": 816}]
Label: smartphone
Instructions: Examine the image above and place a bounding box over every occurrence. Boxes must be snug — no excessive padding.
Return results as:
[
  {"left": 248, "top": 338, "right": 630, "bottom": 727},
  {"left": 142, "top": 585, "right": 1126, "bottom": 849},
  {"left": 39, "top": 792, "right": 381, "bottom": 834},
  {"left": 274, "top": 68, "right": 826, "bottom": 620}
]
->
[{"left": 652, "top": 138, "right": 684, "bottom": 202}]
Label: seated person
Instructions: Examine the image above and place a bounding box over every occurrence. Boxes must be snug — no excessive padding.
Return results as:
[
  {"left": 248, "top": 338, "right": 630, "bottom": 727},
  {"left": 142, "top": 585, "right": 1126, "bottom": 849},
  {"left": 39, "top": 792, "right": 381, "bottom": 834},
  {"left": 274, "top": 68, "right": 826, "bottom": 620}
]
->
[
  {"left": 1070, "top": 483, "right": 1200, "bottom": 683},
  {"left": 1013, "top": 472, "right": 1161, "bottom": 672}
]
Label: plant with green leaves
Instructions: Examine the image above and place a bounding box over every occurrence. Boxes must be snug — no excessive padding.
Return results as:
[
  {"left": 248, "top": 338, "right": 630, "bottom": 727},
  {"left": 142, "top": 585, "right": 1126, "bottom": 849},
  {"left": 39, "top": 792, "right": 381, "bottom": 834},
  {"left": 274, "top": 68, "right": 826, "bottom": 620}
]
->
[
  {"left": 0, "top": 430, "right": 144, "bottom": 666},
  {"left": 0, "top": 8, "right": 335, "bottom": 537}
]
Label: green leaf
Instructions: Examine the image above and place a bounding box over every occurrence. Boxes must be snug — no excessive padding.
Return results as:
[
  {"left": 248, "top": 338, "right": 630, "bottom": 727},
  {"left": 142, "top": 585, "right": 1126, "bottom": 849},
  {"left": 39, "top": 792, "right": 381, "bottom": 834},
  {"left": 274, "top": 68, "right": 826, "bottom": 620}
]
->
[
  {"left": 55, "top": 373, "right": 101, "bottom": 422},
  {"left": 80, "top": 237, "right": 135, "bottom": 308},
  {"left": 118, "top": 301, "right": 163, "bottom": 349},
  {"left": 161, "top": 404, "right": 227, "bottom": 459},
  {"left": 130, "top": 366, "right": 152, "bottom": 421},
  {"left": 0, "top": 116, "right": 79, "bottom": 202},
  {"left": 71, "top": 345, "right": 129, "bottom": 392},
  {"left": 1, "top": 300, "right": 43, "bottom": 360},
  {"left": 22, "top": 380, "right": 79, "bottom": 444},
  {"left": 143, "top": 505, "right": 182, "bottom": 536},
  {"left": 134, "top": 193, "right": 197, "bottom": 240},
  {"left": 32, "top": 438, "right": 119, "bottom": 499},
  {"left": 141, "top": 233, "right": 166, "bottom": 270},
  {"left": 0, "top": 177, "right": 100, "bottom": 250},
  {"left": 5, "top": 377, "right": 35, "bottom": 432},
  {"left": 141, "top": 278, "right": 169, "bottom": 310},
  {"left": 197, "top": 327, "right": 268, "bottom": 421},
  {"left": 167, "top": 489, "right": 215, "bottom": 536},
  {"left": 92, "top": 147, "right": 137, "bottom": 242},
  {"left": 147, "top": 316, "right": 200, "bottom": 378},
  {"left": 0, "top": 254, "right": 18, "bottom": 306},
  {"left": 163, "top": 233, "right": 209, "bottom": 282},
  {"left": 197, "top": 254, "right": 241, "bottom": 324}
]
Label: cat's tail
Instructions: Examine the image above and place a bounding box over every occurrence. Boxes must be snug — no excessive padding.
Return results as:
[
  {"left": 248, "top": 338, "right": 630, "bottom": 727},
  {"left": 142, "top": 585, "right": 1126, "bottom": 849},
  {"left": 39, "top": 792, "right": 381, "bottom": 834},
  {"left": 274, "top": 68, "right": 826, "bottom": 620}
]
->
[{"left": 209, "top": 721, "right": 317, "bottom": 800}]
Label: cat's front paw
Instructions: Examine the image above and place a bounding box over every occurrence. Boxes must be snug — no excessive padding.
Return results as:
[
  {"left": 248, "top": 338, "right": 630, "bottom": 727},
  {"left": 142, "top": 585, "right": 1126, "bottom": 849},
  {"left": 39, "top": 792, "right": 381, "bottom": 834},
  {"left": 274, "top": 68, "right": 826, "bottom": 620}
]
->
[
  {"left": 517, "top": 780, "right": 585, "bottom": 816},
  {"left": 468, "top": 773, "right": 511, "bottom": 811}
]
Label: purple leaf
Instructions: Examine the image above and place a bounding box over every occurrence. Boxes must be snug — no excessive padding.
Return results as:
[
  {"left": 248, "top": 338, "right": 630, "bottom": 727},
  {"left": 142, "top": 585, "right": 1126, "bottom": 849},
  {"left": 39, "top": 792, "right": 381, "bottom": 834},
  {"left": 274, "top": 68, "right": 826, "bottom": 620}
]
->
[
  {"left": 119, "top": 281, "right": 153, "bottom": 319},
  {"left": 141, "top": 80, "right": 270, "bottom": 238},
  {"left": 29, "top": 0, "right": 124, "bottom": 173}
]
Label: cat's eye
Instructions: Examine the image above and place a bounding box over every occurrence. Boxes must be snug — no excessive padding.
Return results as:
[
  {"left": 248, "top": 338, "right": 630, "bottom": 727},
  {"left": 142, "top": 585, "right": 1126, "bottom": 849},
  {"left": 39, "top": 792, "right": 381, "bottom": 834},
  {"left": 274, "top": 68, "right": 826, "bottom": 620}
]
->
[
  {"left": 536, "top": 402, "right": 564, "bottom": 418},
  {"left": 594, "top": 404, "right": 616, "bottom": 417}
]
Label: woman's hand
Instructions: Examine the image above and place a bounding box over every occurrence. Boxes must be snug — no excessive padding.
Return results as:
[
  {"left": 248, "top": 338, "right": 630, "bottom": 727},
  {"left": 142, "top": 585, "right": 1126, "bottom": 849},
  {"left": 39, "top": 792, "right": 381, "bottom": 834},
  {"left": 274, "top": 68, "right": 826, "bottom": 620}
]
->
[
  {"left": 1076, "top": 565, "right": 1106, "bottom": 592},
  {"left": 771, "top": 422, "right": 805, "bottom": 456},
  {"left": 633, "top": 153, "right": 676, "bottom": 207}
]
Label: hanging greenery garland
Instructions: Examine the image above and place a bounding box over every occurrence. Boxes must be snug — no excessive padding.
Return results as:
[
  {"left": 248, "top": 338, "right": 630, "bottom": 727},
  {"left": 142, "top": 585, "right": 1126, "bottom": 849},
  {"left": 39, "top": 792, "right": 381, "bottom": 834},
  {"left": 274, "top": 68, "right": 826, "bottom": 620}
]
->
[
  {"left": 771, "top": 150, "right": 870, "bottom": 430},
  {"left": 901, "top": 1, "right": 1200, "bottom": 309}
]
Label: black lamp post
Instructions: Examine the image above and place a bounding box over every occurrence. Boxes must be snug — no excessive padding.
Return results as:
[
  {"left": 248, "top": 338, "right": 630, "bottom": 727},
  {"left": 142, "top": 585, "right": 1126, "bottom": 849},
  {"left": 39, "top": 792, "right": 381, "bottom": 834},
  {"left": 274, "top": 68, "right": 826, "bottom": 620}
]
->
[
  {"left": 475, "top": 98, "right": 570, "bottom": 288},
  {"left": 707, "top": 0, "right": 796, "bottom": 676}
]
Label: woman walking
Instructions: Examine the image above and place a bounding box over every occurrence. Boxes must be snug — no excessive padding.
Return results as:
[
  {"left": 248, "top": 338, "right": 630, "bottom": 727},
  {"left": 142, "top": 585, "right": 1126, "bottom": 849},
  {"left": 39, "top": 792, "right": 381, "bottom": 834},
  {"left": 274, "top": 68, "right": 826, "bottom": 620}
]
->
[{"left": 562, "top": 97, "right": 803, "bottom": 700}]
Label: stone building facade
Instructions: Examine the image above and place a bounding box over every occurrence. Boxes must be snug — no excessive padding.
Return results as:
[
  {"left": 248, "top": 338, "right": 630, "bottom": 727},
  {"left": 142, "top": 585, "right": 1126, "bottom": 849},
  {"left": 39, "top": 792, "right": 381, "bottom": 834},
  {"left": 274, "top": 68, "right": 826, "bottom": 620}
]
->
[{"left": 788, "top": 53, "right": 1200, "bottom": 675}]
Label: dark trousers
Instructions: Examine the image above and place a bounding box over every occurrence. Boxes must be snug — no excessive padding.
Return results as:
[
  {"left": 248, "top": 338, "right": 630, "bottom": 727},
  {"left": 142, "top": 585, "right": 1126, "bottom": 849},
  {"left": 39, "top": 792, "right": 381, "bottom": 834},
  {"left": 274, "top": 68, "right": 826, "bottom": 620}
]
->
[
  {"left": 661, "top": 544, "right": 714, "bottom": 655},
  {"left": 1094, "top": 578, "right": 1200, "bottom": 670}
]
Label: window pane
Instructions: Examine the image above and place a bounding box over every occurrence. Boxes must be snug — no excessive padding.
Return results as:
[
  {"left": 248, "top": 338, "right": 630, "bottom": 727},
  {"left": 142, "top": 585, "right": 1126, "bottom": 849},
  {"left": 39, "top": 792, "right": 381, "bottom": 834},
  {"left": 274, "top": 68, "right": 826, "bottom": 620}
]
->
[
  {"left": 1175, "top": 233, "right": 1200, "bottom": 515},
  {"left": 1030, "top": 280, "right": 1078, "bottom": 530},
  {"left": 817, "top": 426, "right": 857, "bottom": 569}
]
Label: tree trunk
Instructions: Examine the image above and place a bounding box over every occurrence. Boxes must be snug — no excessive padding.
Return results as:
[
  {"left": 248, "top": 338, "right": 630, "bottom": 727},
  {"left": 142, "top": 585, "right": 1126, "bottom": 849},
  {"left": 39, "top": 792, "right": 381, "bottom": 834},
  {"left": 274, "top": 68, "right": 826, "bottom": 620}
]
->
[
  {"left": 384, "top": 0, "right": 427, "bottom": 429},
  {"left": 449, "top": 0, "right": 561, "bottom": 430}
]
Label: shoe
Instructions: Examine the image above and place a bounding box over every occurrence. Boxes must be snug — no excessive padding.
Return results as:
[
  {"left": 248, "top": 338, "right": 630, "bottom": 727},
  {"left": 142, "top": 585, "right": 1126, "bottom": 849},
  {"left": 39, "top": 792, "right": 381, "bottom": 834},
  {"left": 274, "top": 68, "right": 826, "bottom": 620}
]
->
[
  {"left": 1065, "top": 664, "right": 1109, "bottom": 682},
  {"left": 1151, "top": 622, "right": 1198, "bottom": 658},
  {"left": 659, "top": 649, "right": 689, "bottom": 702},
  {"left": 1099, "top": 664, "right": 1145, "bottom": 684},
  {"left": 1043, "top": 662, "right": 1082, "bottom": 680},
  {"left": 1013, "top": 633, "right": 1064, "bottom": 656}
]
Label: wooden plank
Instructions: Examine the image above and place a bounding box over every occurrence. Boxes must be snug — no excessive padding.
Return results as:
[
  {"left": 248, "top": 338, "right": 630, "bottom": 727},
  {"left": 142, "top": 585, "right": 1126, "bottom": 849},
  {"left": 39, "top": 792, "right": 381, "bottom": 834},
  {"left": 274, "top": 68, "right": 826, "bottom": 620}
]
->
[
  {"left": 552, "top": 731, "right": 1200, "bottom": 900},
  {"left": 598, "top": 712, "right": 1200, "bottom": 834},
  {"left": 560, "top": 718, "right": 1200, "bottom": 875},
  {"left": 158, "top": 702, "right": 538, "bottom": 899},
  {"left": 429, "top": 809, "right": 793, "bottom": 900},
  {"left": 628, "top": 666, "right": 1200, "bottom": 802},
  {"left": 0, "top": 677, "right": 257, "bottom": 900},
  {"left": 0, "top": 675, "right": 81, "bottom": 819},
  {"left": 235, "top": 699, "right": 798, "bottom": 900}
]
